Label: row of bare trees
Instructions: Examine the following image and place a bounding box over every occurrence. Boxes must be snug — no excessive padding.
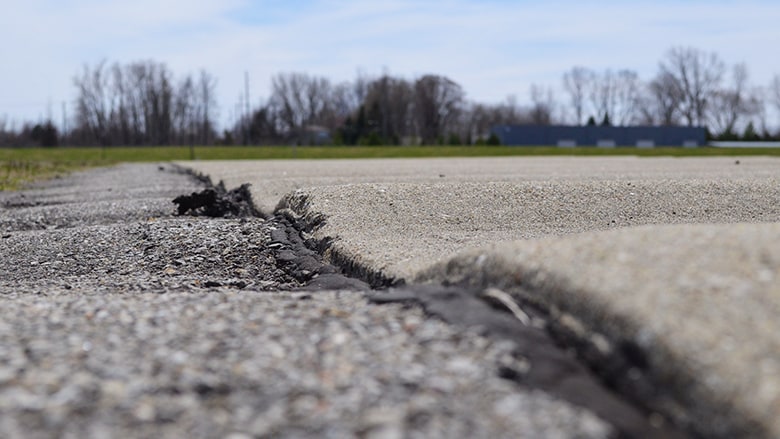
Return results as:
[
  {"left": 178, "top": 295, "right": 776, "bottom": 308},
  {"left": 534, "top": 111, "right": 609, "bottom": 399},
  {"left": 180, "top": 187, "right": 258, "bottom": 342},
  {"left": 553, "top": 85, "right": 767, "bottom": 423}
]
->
[
  {"left": 241, "top": 71, "right": 570, "bottom": 145},
  {"left": 2, "top": 46, "right": 780, "bottom": 147},
  {"left": 561, "top": 47, "right": 769, "bottom": 139},
  {"left": 238, "top": 46, "right": 778, "bottom": 145},
  {"left": 240, "top": 72, "right": 467, "bottom": 145},
  {"left": 71, "top": 60, "right": 218, "bottom": 146}
]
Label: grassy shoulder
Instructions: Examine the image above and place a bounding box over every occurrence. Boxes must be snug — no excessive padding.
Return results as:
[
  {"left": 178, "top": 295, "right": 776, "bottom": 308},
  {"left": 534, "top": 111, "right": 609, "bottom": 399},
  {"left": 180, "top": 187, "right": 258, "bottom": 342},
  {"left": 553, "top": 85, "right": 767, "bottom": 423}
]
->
[
  {"left": 3, "top": 144, "right": 780, "bottom": 161},
  {"left": 2, "top": 145, "right": 778, "bottom": 190},
  {"left": 0, "top": 159, "right": 110, "bottom": 191}
]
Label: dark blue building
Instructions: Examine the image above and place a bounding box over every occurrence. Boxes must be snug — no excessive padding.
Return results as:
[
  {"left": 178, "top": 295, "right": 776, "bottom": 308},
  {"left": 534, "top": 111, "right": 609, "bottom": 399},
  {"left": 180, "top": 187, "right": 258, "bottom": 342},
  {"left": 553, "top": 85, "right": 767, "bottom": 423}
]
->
[{"left": 492, "top": 125, "right": 707, "bottom": 147}]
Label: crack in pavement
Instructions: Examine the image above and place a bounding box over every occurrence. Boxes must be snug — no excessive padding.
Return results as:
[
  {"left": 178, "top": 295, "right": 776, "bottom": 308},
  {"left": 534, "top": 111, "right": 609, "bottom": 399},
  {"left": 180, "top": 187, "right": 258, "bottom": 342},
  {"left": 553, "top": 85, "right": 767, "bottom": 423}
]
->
[
  {"left": 0, "top": 164, "right": 693, "bottom": 438},
  {"left": 175, "top": 177, "right": 688, "bottom": 438}
]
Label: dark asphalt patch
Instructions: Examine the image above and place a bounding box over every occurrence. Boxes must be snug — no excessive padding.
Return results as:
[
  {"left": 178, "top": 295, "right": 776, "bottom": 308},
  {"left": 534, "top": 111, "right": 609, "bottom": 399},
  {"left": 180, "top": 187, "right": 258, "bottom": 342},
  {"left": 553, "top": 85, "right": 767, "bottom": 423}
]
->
[
  {"left": 173, "top": 182, "right": 258, "bottom": 218},
  {"left": 266, "top": 213, "right": 370, "bottom": 291},
  {"left": 369, "top": 286, "right": 687, "bottom": 439}
]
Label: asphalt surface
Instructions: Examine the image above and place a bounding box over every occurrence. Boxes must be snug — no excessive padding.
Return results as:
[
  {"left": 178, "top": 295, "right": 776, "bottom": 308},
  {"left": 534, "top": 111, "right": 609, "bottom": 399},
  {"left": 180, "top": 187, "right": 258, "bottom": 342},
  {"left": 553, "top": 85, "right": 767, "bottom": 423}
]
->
[
  {"left": 185, "top": 156, "right": 780, "bottom": 438},
  {"left": 0, "top": 163, "right": 630, "bottom": 439}
]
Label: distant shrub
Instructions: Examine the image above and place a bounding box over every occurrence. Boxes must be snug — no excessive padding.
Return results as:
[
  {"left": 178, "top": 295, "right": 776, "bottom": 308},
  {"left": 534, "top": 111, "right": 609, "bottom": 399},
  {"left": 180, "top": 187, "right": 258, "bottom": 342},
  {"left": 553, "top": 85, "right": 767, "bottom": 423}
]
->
[
  {"left": 358, "top": 132, "right": 383, "bottom": 146},
  {"left": 486, "top": 133, "right": 501, "bottom": 145},
  {"left": 31, "top": 122, "right": 58, "bottom": 147}
]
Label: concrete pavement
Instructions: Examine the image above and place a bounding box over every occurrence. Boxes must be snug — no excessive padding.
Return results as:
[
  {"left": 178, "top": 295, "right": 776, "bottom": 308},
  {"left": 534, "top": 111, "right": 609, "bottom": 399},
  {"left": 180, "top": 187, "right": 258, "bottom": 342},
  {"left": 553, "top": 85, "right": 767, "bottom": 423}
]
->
[
  {"left": 184, "top": 156, "right": 779, "bottom": 281},
  {"left": 420, "top": 222, "right": 780, "bottom": 438},
  {"left": 184, "top": 156, "right": 780, "bottom": 438}
]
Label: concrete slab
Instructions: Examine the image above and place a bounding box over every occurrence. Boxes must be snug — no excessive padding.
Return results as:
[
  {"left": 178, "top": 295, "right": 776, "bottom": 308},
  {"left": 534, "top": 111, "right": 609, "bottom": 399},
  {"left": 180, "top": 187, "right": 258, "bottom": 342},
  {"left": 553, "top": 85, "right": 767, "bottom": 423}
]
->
[
  {"left": 182, "top": 156, "right": 780, "bottom": 215},
  {"left": 183, "top": 156, "right": 780, "bottom": 437},
  {"left": 183, "top": 156, "right": 780, "bottom": 282},
  {"left": 419, "top": 223, "right": 780, "bottom": 438}
]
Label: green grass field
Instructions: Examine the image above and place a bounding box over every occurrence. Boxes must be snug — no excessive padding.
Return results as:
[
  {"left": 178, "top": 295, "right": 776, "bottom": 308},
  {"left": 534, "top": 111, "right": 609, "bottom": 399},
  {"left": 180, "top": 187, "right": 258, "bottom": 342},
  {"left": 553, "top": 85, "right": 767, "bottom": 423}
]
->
[{"left": 2, "top": 145, "right": 778, "bottom": 191}]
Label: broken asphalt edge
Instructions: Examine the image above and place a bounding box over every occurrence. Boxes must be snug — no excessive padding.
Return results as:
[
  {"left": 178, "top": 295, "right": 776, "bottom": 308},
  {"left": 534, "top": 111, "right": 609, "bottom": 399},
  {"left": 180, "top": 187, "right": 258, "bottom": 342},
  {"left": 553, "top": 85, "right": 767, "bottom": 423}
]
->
[
  {"left": 171, "top": 164, "right": 370, "bottom": 292},
  {"left": 275, "top": 189, "right": 403, "bottom": 289},
  {"left": 176, "top": 165, "right": 760, "bottom": 438},
  {"left": 271, "top": 187, "right": 696, "bottom": 439}
]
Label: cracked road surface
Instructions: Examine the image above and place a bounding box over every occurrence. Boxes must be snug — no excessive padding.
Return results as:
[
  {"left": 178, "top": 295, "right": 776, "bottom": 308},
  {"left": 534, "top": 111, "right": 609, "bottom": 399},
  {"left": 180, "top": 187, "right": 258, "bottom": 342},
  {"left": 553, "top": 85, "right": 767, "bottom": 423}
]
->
[{"left": 0, "top": 164, "right": 631, "bottom": 438}]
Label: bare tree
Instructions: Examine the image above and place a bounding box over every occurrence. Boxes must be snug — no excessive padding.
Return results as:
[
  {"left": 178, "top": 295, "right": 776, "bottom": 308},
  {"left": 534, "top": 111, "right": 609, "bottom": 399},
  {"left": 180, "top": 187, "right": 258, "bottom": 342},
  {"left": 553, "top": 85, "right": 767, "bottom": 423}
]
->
[
  {"left": 457, "top": 102, "right": 485, "bottom": 144},
  {"left": 772, "top": 76, "right": 780, "bottom": 105},
  {"left": 0, "top": 115, "right": 11, "bottom": 146},
  {"left": 565, "top": 68, "right": 641, "bottom": 126},
  {"left": 123, "top": 62, "right": 146, "bottom": 144},
  {"left": 770, "top": 75, "right": 780, "bottom": 127},
  {"left": 196, "top": 70, "right": 218, "bottom": 145},
  {"left": 352, "top": 71, "right": 371, "bottom": 110},
  {"left": 138, "top": 62, "right": 174, "bottom": 144},
  {"left": 269, "top": 72, "right": 333, "bottom": 142},
  {"left": 612, "top": 70, "right": 642, "bottom": 125},
  {"left": 658, "top": 46, "right": 725, "bottom": 126},
  {"left": 364, "top": 74, "right": 414, "bottom": 143},
  {"left": 562, "top": 67, "right": 593, "bottom": 125},
  {"left": 73, "top": 60, "right": 212, "bottom": 146},
  {"left": 529, "top": 84, "right": 556, "bottom": 125},
  {"left": 709, "top": 63, "right": 761, "bottom": 137},
  {"left": 641, "top": 71, "right": 684, "bottom": 125},
  {"left": 108, "top": 63, "right": 131, "bottom": 144},
  {"left": 587, "top": 69, "right": 624, "bottom": 125},
  {"left": 413, "top": 74, "right": 464, "bottom": 144},
  {"left": 173, "top": 74, "right": 196, "bottom": 145},
  {"left": 74, "top": 60, "right": 111, "bottom": 145},
  {"left": 459, "top": 95, "right": 536, "bottom": 143},
  {"left": 330, "top": 81, "right": 361, "bottom": 123}
]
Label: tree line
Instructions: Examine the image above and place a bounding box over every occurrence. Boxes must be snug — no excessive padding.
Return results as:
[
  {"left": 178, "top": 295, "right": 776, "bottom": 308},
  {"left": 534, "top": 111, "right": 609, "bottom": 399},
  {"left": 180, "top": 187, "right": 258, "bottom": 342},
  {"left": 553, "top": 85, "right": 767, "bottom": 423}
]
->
[
  {"left": 1, "top": 60, "right": 218, "bottom": 148},
  {"left": 2, "top": 46, "right": 780, "bottom": 147},
  {"left": 70, "top": 60, "right": 218, "bottom": 146}
]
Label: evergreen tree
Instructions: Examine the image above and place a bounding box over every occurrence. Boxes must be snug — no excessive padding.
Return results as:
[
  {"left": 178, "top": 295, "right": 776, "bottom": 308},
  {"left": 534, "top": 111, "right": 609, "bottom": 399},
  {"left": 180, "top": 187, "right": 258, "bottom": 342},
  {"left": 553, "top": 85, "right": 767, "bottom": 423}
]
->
[
  {"left": 30, "top": 122, "right": 58, "bottom": 147},
  {"left": 743, "top": 122, "right": 760, "bottom": 141}
]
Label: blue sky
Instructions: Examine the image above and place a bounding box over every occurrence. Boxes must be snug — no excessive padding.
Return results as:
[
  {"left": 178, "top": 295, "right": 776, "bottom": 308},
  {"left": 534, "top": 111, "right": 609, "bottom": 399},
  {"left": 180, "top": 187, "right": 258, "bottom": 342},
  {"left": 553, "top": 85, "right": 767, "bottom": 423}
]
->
[{"left": 2, "top": 0, "right": 779, "bottom": 129}]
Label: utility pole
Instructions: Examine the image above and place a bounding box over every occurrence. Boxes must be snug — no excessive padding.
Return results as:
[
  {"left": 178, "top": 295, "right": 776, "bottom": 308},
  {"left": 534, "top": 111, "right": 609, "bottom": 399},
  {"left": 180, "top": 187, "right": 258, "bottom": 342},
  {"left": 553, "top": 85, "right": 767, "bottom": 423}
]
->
[
  {"left": 244, "top": 71, "right": 251, "bottom": 145},
  {"left": 237, "top": 95, "right": 244, "bottom": 145},
  {"left": 61, "top": 101, "right": 67, "bottom": 143}
]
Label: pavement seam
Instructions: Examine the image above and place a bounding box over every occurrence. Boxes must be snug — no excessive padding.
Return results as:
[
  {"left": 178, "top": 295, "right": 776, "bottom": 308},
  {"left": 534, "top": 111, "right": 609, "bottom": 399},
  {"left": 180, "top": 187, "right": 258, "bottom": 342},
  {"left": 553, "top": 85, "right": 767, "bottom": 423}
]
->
[
  {"left": 276, "top": 190, "right": 403, "bottom": 289},
  {"left": 268, "top": 185, "right": 689, "bottom": 439},
  {"left": 417, "top": 253, "right": 769, "bottom": 439}
]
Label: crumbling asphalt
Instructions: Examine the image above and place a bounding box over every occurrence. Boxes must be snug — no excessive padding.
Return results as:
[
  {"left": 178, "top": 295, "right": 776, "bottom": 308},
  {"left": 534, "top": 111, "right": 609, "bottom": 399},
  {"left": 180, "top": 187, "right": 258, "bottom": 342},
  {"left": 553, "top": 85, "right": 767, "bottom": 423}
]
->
[{"left": 0, "top": 163, "right": 667, "bottom": 439}]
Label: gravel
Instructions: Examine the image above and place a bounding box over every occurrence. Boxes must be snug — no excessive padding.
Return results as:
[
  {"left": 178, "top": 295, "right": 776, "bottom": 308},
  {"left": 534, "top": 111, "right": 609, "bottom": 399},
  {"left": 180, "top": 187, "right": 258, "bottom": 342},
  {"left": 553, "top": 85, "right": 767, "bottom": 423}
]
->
[{"left": 0, "top": 164, "right": 612, "bottom": 438}]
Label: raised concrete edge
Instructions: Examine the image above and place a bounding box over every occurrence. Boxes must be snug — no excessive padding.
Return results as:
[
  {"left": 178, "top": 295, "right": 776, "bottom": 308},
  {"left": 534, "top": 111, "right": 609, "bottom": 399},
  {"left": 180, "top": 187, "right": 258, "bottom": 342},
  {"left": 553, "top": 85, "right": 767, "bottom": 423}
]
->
[
  {"left": 276, "top": 189, "right": 403, "bottom": 287},
  {"left": 275, "top": 185, "right": 780, "bottom": 438},
  {"left": 415, "top": 222, "right": 780, "bottom": 439},
  {"left": 180, "top": 158, "right": 780, "bottom": 438}
]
